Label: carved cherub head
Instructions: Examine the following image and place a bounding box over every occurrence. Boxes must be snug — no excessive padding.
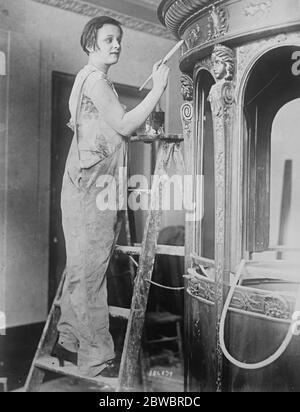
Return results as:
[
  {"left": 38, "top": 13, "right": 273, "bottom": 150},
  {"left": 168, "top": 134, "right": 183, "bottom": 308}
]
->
[
  {"left": 180, "top": 74, "right": 193, "bottom": 101},
  {"left": 211, "top": 44, "right": 234, "bottom": 81}
]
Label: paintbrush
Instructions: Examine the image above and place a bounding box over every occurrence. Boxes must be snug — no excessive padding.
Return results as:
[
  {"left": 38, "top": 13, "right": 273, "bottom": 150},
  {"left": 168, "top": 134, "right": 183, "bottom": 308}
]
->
[{"left": 139, "top": 39, "right": 185, "bottom": 92}]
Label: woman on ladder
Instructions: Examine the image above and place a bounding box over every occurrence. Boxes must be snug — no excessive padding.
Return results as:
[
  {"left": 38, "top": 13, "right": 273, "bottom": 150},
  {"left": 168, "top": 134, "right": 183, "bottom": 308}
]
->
[{"left": 56, "top": 16, "right": 169, "bottom": 378}]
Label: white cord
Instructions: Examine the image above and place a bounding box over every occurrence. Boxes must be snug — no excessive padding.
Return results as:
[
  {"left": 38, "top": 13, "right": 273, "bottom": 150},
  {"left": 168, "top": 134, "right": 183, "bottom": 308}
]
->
[
  {"left": 145, "top": 279, "right": 185, "bottom": 291},
  {"left": 129, "top": 255, "right": 139, "bottom": 268},
  {"left": 219, "top": 259, "right": 300, "bottom": 370}
]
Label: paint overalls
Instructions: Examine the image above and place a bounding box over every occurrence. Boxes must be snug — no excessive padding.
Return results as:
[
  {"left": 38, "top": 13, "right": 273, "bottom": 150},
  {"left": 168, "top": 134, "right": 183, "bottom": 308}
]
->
[{"left": 57, "top": 65, "right": 127, "bottom": 377}]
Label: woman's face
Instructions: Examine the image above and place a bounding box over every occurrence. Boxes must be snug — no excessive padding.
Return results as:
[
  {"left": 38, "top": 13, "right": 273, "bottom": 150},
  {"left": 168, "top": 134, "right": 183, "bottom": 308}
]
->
[
  {"left": 93, "top": 24, "right": 122, "bottom": 65},
  {"left": 213, "top": 57, "right": 227, "bottom": 80}
]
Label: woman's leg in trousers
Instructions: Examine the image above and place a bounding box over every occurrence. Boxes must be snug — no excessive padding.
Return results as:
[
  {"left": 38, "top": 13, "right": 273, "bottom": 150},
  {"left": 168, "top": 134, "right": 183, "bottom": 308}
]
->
[{"left": 58, "top": 181, "right": 124, "bottom": 376}]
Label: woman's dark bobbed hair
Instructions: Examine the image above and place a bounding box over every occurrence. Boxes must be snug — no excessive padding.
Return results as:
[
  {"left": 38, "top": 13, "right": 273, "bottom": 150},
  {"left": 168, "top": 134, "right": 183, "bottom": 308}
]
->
[{"left": 80, "top": 16, "right": 123, "bottom": 55}]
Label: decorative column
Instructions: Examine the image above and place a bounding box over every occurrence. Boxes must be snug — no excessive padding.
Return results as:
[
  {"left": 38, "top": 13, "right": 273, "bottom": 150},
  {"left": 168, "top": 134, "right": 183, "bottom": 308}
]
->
[
  {"left": 180, "top": 74, "right": 194, "bottom": 269},
  {"left": 208, "top": 44, "right": 235, "bottom": 392},
  {"left": 180, "top": 73, "right": 194, "bottom": 390}
]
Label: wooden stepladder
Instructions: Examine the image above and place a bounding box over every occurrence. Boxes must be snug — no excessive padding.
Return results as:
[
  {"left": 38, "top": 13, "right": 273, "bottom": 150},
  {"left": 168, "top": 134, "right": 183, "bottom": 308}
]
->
[{"left": 25, "top": 135, "right": 185, "bottom": 392}]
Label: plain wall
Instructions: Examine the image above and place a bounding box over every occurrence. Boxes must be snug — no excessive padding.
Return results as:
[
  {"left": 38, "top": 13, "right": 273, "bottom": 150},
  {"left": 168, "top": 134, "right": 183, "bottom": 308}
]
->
[{"left": 0, "top": 0, "right": 183, "bottom": 328}]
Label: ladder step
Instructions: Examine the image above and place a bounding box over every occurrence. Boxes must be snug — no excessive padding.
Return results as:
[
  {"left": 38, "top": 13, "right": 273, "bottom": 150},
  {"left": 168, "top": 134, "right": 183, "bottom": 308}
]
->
[
  {"left": 115, "top": 245, "right": 184, "bottom": 257},
  {"left": 34, "top": 356, "right": 118, "bottom": 389},
  {"left": 146, "top": 336, "right": 180, "bottom": 344},
  {"left": 130, "top": 133, "right": 183, "bottom": 143},
  {"left": 108, "top": 306, "right": 130, "bottom": 319},
  {"left": 54, "top": 301, "right": 130, "bottom": 319}
]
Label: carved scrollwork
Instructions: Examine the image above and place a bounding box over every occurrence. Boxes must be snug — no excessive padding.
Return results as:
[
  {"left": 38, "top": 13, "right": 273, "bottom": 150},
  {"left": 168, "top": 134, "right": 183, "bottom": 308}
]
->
[
  {"left": 207, "top": 43, "right": 236, "bottom": 390},
  {"left": 180, "top": 102, "right": 193, "bottom": 139},
  {"left": 207, "top": 43, "right": 236, "bottom": 273},
  {"left": 236, "top": 32, "right": 300, "bottom": 86},
  {"left": 208, "top": 81, "right": 235, "bottom": 119},
  {"left": 180, "top": 74, "right": 194, "bottom": 140},
  {"left": 186, "top": 23, "right": 203, "bottom": 49},
  {"left": 187, "top": 278, "right": 216, "bottom": 303},
  {"left": 222, "top": 82, "right": 235, "bottom": 106},
  {"left": 222, "top": 82, "right": 235, "bottom": 119},
  {"left": 159, "top": 0, "right": 231, "bottom": 38},
  {"left": 207, "top": 5, "right": 229, "bottom": 41},
  {"left": 187, "top": 276, "right": 293, "bottom": 320},
  {"left": 181, "top": 74, "right": 194, "bottom": 101},
  {"left": 161, "top": 0, "right": 213, "bottom": 33},
  {"left": 185, "top": 4, "right": 229, "bottom": 49},
  {"left": 244, "top": 0, "right": 272, "bottom": 17},
  {"left": 194, "top": 319, "right": 202, "bottom": 338},
  {"left": 181, "top": 103, "right": 193, "bottom": 123},
  {"left": 231, "top": 290, "right": 291, "bottom": 319},
  {"left": 264, "top": 295, "right": 290, "bottom": 319}
]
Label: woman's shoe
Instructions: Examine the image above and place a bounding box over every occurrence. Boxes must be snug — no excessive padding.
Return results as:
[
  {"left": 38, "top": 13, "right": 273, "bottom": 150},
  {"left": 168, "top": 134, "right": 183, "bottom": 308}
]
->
[
  {"left": 54, "top": 343, "right": 78, "bottom": 367},
  {"left": 98, "top": 360, "right": 119, "bottom": 378}
]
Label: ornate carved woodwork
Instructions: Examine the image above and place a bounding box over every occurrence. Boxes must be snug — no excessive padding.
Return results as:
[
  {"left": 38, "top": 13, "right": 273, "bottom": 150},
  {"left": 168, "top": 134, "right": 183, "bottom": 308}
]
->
[
  {"left": 160, "top": 0, "right": 300, "bottom": 393},
  {"left": 207, "top": 5, "right": 229, "bottom": 41},
  {"left": 180, "top": 73, "right": 194, "bottom": 271},
  {"left": 180, "top": 74, "right": 194, "bottom": 138},
  {"left": 187, "top": 276, "right": 294, "bottom": 322},
  {"left": 158, "top": 0, "right": 300, "bottom": 72},
  {"left": 205, "top": 44, "right": 235, "bottom": 392}
]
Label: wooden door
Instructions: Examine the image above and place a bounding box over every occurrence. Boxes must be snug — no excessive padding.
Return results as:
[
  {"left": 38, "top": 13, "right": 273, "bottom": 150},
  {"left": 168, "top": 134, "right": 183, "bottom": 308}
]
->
[{"left": 49, "top": 71, "right": 74, "bottom": 307}]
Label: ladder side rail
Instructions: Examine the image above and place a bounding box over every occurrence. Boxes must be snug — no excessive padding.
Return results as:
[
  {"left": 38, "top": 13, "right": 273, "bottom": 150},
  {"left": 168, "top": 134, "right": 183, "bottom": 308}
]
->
[
  {"left": 117, "top": 142, "right": 176, "bottom": 391},
  {"left": 24, "top": 271, "right": 66, "bottom": 391}
]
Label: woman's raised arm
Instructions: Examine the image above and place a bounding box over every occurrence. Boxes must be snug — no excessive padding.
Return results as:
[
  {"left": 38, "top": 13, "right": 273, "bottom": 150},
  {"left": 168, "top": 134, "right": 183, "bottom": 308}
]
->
[{"left": 87, "top": 61, "right": 169, "bottom": 136}]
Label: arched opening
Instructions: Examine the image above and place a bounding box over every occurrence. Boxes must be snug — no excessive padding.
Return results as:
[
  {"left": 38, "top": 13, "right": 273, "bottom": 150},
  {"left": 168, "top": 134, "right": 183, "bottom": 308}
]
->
[
  {"left": 185, "top": 69, "right": 216, "bottom": 392},
  {"left": 221, "top": 46, "right": 300, "bottom": 393},
  {"left": 195, "top": 69, "right": 215, "bottom": 259},
  {"left": 270, "top": 99, "right": 300, "bottom": 260},
  {"left": 243, "top": 46, "right": 300, "bottom": 265}
]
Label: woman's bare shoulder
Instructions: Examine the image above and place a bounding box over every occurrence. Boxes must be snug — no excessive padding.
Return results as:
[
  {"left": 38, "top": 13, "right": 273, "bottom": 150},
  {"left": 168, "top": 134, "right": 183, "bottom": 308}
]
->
[{"left": 85, "top": 72, "right": 113, "bottom": 97}]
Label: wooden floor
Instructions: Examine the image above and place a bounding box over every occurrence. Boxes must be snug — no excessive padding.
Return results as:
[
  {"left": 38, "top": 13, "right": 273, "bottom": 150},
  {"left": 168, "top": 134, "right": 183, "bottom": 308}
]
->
[
  {"left": 15, "top": 369, "right": 183, "bottom": 392},
  {"left": 4, "top": 320, "right": 184, "bottom": 392},
  {"left": 14, "top": 353, "right": 184, "bottom": 392}
]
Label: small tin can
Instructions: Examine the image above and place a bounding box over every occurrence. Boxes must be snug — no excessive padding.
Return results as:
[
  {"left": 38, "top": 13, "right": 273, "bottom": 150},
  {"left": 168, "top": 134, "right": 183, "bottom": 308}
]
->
[{"left": 136, "top": 110, "right": 165, "bottom": 139}]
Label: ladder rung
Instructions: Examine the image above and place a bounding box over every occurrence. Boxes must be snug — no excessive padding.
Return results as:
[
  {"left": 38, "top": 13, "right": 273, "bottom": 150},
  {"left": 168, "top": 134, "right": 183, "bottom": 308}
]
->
[
  {"left": 108, "top": 306, "right": 130, "bottom": 319},
  {"left": 54, "top": 301, "right": 130, "bottom": 320},
  {"left": 157, "top": 245, "right": 185, "bottom": 256},
  {"left": 115, "top": 245, "right": 184, "bottom": 257},
  {"left": 128, "top": 188, "right": 150, "bottom": 193},
  {"left": 146, "top": 336, "right": 180, "bottom": 344},
  {"left": 34, "top": 356, "right": 118, "bottom": 388},
  {"left": 130, "top": 134, "right": 183, "bottom": 143},
  {"left": 115, "top": 245, "right": 140, "bottom": 255}
]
